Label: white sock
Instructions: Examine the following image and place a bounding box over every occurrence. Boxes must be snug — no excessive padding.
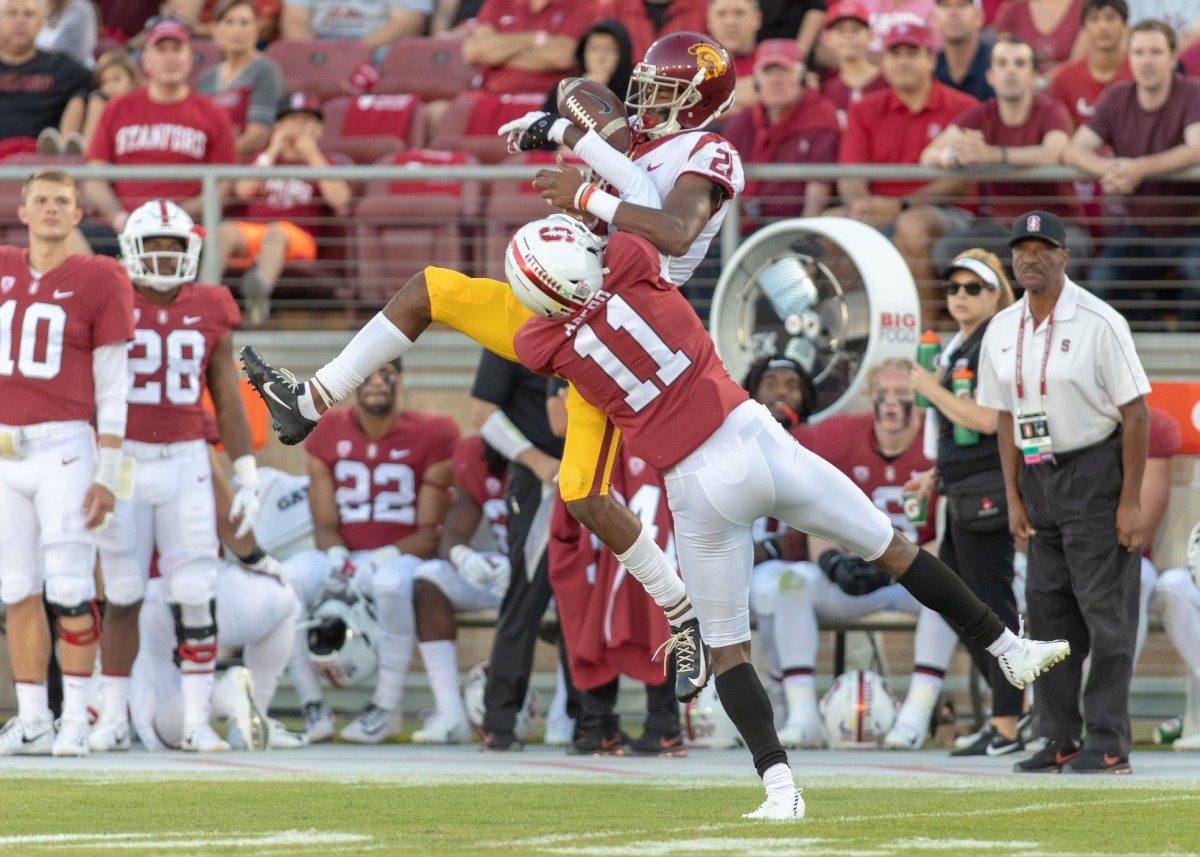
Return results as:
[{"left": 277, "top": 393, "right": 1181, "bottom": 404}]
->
[
  {"left": 896, "top": 671, "right": 942, "bottom": 729},
  {"left": 180, "top": 671, "right": 215, "bottom": 730},
  {"left": 418, "top": 640, "right": 465, "bottom": 719},
  {"left": 372, "top": 630, "right": 415, "bottom": 712},
  {"left": 15, "top": 682, "right": 52, "bottom": 724},
  {"left": 986, "top": 627, "right": 1022, "bottom": 657},
  {"left": 100, "top": 673, "right": 131, "bottom": 724},
  {"left": 310, "top": 313, "right": 413, "bottom": 409},
  {"left": 762, "top": 762, "right": 797, "bottom": 798},
  {"left": 615, "top": 524, "right": 692, "bottom": 625},
  {"left": 782, "top": 675, "right": 818, "bottom": 726},
  {"left": 243, "top": 614, "right": 294, "bottom": 716},
  {"left": 61, "top": 673, "right": 91, "bottom": 723}
]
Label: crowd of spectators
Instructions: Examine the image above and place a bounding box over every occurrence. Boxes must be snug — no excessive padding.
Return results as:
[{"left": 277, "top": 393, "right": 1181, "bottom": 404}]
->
[{"left": 2, "top": 0, "right": 1200, "bottom": 326}]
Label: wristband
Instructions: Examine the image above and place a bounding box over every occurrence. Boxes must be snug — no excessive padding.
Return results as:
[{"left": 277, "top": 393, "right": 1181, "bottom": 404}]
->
[
  {"left": 574, "top": 182, "right": 596, "bottom": 211},
  {"left": 327, "top": 545, "right": 351, "bottom": 573},
  {"left": 449, "top": 544, "right": 472, "bottom": 569},
  {"left": 94, "top": 446, "right": 122, "bottom": 493},
  {"left": 582, "top": 186, "right": 620, "bottom": 224},
  {"left": 255, "top": 153, "right": 274, "bottom": 168},
  {"left": 236, "top": 545, "right": 267, "bottom": 565}
]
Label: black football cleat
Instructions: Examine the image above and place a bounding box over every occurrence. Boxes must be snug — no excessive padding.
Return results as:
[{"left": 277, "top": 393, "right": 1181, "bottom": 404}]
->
[
  {"left": 1013, "top": 738, "right": 1081, "bottom": 773},
  {"left": 657, "top": 618, "right": 711, "bottom": 703},
  {"left": 1065, "top": 748, "right": 1132, "bottom": 775},
  {"left": 239, "top": 346, "right": 319, "bottom": 446}
]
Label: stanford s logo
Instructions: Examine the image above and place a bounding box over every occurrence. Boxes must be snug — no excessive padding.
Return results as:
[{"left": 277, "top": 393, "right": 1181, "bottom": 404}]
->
[
  {"left": 1027, "top": 214, "right": 1041, "bottom": 232},
  {"left": 689, "top": 43, "right": 726, "bottom": 80},
  {"left": 1061, "top": 339, "right": 1070, "bottom": 352},
  {"left": 538, "top": 226, "right": 575, "bottom": 243}
]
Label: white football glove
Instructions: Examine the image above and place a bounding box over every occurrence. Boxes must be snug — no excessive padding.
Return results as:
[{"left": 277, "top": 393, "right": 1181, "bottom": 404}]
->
[
  {"left": 450, "top": 545, "right": 511, "bottom": 588},
  {"left": 244, "top": 552, "right": 285, "bottom": 585},
  {"left": 229, "top": 455, "right": 261, "bottom": 539},
  {"left": 498, "top": 110, "right": 571, "bottom": 153}
]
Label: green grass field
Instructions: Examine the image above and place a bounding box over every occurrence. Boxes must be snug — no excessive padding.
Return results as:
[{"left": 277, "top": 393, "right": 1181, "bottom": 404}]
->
[{"left": 1, "top": 776, "right": 1198, "bottom": 856}]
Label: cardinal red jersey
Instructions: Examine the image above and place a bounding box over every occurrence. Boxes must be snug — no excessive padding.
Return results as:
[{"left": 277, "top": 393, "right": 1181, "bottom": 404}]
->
[
  {"left": 452, "top": 434, "right": 508, "bottom": 555},
  {"left": 304, "top": 407, "right": 460, "bottom": 552},
  {"left": 513, "top": 232, "right": 749, "bottom": 470},
  {"left": 126, "top": 283, "right": 241, "bottom": 444},
  {"left": 85, "top": 88, "right": 236, "bottom": 210},
  {"left": 550, "top": 446, "right": 674, "bottom": 688},
  {"left": 1049, "top": 54, "right": 1131, "bottom": 128},
  {"left": 0, "top": 249, "right": 134, "bottom": 427},
  {"left": 808, "top": 411, "right": 937, "bottom": 544}
]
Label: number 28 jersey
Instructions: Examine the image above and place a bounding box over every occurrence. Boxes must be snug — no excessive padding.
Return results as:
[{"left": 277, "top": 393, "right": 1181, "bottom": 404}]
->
[
  {"left": 0, "top": 249, "right": 134, "bottom": 427},
  {"left": 514, "top": 232, "right": 748, "bottom": 470},
  {"left": 126, "top": 283, "right": 241, "bottom": 443},
  {"left": 305, "top": 407, "right": 460, "bottom": 552}
]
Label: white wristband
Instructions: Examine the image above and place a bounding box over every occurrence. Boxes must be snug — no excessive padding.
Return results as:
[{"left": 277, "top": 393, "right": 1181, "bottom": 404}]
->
[
  {"left": 582, "top": 186, "right": 620, "bottom": 224},
  {"left": 94, "top": 446, "right": 122, "bottom": 492},
  {"left": 232, "top": 454, "right": 259, "bottom": 488},
  {"left": 548, "top": 116, "right": 571, "bottom": 145},
  {"left": 449, "top": 544, "right": 472, "bottom": 569}
]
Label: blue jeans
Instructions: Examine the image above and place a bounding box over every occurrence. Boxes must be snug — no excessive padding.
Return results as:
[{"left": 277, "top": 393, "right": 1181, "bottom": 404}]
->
[{"left": 1087, "top": 225, "right": 1200, "bottom": 327}]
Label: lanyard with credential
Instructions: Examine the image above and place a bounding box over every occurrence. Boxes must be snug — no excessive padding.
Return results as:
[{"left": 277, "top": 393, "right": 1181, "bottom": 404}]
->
[{"left": 1015, "top": 306, "right": 1053, "bottom": 414}]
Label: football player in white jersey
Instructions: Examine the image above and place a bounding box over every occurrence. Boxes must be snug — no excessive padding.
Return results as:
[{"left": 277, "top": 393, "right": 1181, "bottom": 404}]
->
[
  {"left": 239, "top": 32, "right": 743, "bottom": 705},
  {"left": 91, "top": 201, "right": 261, "bottom": 754},
  {"left": 0, "top": 168, "right": 134, "bottom": 757}
]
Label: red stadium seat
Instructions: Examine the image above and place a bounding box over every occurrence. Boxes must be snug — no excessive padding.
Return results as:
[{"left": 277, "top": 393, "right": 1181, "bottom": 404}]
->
[
  {"left": 349, "top": 149, "right": 482, "bottom": 304},
  {"left": 263, "top": 39, "right": 372, "bottom": 103},
  {"left": 428, "top": 91, "right": 546, "bottom": 165},
  {"left": 317, "top": 94, "right": 425, "bottom": 162},
  {"left": 188, "top": 39, "right": 224, "bottom": 86},
  {"left": 375, "top": 36, "right": 478, "bottom": 102}
]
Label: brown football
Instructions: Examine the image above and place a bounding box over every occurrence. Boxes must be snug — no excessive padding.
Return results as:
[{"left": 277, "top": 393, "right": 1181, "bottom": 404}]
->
[{"left": 556, "top": 77, "right": 633, "bottom": 153}]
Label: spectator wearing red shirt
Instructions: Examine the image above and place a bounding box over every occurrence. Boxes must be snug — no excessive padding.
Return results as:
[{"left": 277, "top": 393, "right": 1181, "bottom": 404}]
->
[
  {"left": 820, "top": 0, "right": 888, "bottom": 129},
  {"left": 707, "top": 0, "right": 762, "bottom": 117},
  {"left": 836, "top": 20, "right": 976, "bottom": 301},
  {"left": 1049, "top": 0, "right": 1130, "bottom": 128},
  {"left": 1064, "top": 18, "right": 1200, "bottom": 326},
  {"left": 462, "top": 0, "right": 598, "bottom": 95},
  {"left": 218, "top": 93, "right": 352, "bottom": 326},
  {"left": 921, "top": 36, "right": 1089, "bottom": 273},
  {"left": 991, "top": 0, "right": 1086, "bottom": 78},
  {"left": 600, "top": 0, "right": 708, "bottom": 61},
  {"left": 723, "top": 39, "right": 840, "bottom": 224},
  {"left": 84, "top": 20, "right": 236, "bottom": 253}
]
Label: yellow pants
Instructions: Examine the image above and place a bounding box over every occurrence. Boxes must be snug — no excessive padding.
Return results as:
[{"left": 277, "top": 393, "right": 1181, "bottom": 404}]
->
[{"left": 425, "top": 266, "right": 619, "bottom": 502}]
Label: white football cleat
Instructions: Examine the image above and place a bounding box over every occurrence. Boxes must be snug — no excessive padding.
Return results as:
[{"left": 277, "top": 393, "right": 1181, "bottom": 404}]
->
[
  {"left": 998, "top": 637, "right": 1070, "bottom": 690},
  {"left": 266, "top": 719, "right": 309, "bottom": 749},
  {"left": 543, "top": 712, "right": 576, "bottom": 747},
  {"left": 180, "top": 723, "right": 231, "bottom": 752},
  {"left": 88, "top": 719, "right": 132, "bottom": 752},
  {"left": 412, "top": 710, "right": 472, "bottom": 745},
  {"left": 51, "top": 719, "right": 90, "bottom": 757},
  {"left": 340, "top": 703, "right": 401, "bottom": 744},
  {"left": 1174, "top": 732, "right": 1200, "bottom": 751},
  {"left": 0, "top": 717, "right": 55, "bottom": 756},
  {"left": 743, "top": 790, "right": 805, "bottom": 821},
  {"left": 777, "top": 715, "right": 827, "bottom": 749},
  {"left": 303, "top": 700, "right": 335, "bottom": 743},
  {"left": 216, "top": 667, "right": 268, "bottom": 751},
  {"left": 883, "top": 719, "right": 926, "bottom": 750}
]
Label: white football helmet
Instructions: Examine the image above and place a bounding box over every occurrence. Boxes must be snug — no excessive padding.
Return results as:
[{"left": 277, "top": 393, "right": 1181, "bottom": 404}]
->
[
  {"left": 504, "top": 215, "right": 604, "bottom": 319},
  {"left": 307, "top": 598, "right": 378, "bottom": 688},
  {"left": 462, "top": 660, "right": 535, "bottom": 741},
  {"left": 1187, "top": 521, "right": 1200, "bottom": 590},
  {"left": 119, "top": 199, "right": 205, "bottom": 291},
  {"left": 820, "top": 670, "right": 899, "bottom": 749},
  {"left": 682, "top": 682, "right": 742, "bottom": 749}
]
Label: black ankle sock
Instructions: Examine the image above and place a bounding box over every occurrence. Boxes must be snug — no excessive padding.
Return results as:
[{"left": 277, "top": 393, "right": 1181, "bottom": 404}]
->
[
  {"left": 897, "top": 549, "right": 1004, "bottom": 648},
  {"left": 715, "top": 662, "right": 787, "bottom": 777}
]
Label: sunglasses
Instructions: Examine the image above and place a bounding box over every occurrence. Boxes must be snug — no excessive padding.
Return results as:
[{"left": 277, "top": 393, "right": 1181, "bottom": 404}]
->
[{"left": 942, "top": 280, "right": 991, "bottom": 296}]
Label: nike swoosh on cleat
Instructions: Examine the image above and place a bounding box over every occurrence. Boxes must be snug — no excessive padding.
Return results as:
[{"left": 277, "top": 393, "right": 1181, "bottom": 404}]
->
[
  {"left": 1103, "top": 753, "right": 1123, "bottom": 766},
  {"left": 262, "top": 382, "right": 293, "bottom": 409},
  {"left": 1055, "top": 750, "right": 1079, "bottom": 765},
  {"left": 659, "top": 736, "right": 682, "bottom": 749}
]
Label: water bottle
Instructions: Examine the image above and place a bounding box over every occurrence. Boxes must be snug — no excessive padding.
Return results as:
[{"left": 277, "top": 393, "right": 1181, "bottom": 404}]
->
[
  {"left": 951, "top": 367, "right": 980, "bottom": 446},
  {"left": 915, "top": 331, "right": 941, "bottom": 407},
  {"left": 1155, "top": 717, "right": 1183, "bottom": 745}
]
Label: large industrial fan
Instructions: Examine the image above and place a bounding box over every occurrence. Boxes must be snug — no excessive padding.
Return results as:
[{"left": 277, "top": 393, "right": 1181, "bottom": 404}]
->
[{"left": 710, "top": 217, "right": 922, "bottom": 419}]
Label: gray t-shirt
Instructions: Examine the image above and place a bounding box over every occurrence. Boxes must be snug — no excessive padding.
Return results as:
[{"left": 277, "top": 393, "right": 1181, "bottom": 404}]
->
[
  {"left": 285, "top": 0, "right": 434, "bottom": 39},
  {"left": 196, "top": 55, "right": 285, "bottom": 135},
  {"left": 34, "top": 0, "right": 97, "bottom": 70}
]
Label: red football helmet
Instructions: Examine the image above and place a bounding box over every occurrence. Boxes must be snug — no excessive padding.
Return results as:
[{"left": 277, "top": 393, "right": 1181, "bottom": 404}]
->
[{"left": 625, "top": 32, "right": 737, "bottom": 139}]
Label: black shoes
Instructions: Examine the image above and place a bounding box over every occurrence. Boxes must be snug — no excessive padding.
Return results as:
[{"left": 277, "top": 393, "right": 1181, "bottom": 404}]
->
[
  {"left": 656, "top": 618, "right": 711, "bottom": 703},
  {"left": 1013, "top": 739, "right": 1081, "bottom": 773},
  {"left": 239, "top": 346, "right": 318, "bottom": 446},
  {"left": 569, "top": 723, "right": 628, "bottom": 756},
  {"left": 481, "top": 730, "right": 524, "bottom": 752},
  {"left": 1065, "top": 748, "right": 1132, "bottom": 774},
  {"left": 629, "top": 729, "right": 686, "bottom": 757}
]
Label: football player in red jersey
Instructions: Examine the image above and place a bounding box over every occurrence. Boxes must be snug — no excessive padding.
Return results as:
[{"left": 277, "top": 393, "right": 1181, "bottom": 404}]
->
[
  {"left": 505, "top": 214, "right": 1071, "bottom": 820},
  {"left": 280, "top": 361, "right": 459, "bottom": 744},
  {"left": 88, "top": 200, "right": 261, "bottom": 754},
  {"left": 241, "top": 32, "right": 744, "bottom": 704},
  {"left": 408, "top": 435, "right": 511, "bottom": 745},
  {"left": 0, "top": 168, "right": 135, "bottom": 757}
]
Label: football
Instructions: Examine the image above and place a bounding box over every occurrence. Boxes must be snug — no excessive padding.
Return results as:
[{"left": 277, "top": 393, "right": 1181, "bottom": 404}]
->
[{"left": 556, "top": 77, "right": 633, "bottom": 153}]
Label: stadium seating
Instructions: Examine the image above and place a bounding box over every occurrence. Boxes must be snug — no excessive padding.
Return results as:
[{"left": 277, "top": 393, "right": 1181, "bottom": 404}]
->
[
  {"left": 188, "top": 39, "right": 223, "bottom": 86},
  {"left": 317, "top": 95, "right": 426, "bottom": 164},
  {"left": 349, "top": 149, "right": 482, "bottom": 305},
  {"left": 263, "top": 39, "right": 372, "bottom": 103},
  {"left": 428, "top": 91, "right": 548, "bottom": 165},
  {"left": 375, "top": 36, "right": 477, "bottom": 102}
]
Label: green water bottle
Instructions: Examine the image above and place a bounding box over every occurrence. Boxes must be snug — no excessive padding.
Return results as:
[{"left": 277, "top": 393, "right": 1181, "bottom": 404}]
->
[
  {"left": 951, "top": 367, "right": 980, "bottom": 446},
  {"left": 915, "top": 331, "right": 941, "bottom": 407}
]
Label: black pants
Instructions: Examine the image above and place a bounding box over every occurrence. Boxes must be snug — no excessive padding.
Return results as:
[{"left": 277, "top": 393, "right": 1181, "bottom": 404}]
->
[
  {"left": 483, "top": 462, "right": 579, "bottom": 734},
  {"left": 1020, "top": 436, "right": 1139, "bottom": 756},
  {"left": 937, "top": 502, "right": 1022, "bottom": 718},
  {"left": 577, "top": 668, "right": 679, "bottom": 736}
]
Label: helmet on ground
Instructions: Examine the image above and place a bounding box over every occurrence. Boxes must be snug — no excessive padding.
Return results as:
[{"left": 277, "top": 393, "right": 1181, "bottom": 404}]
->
[
  {"left": 505, "top": 215, "right": 605, "bottom": 319},
  {"left": 119, "top": 199, "right": 205, "bottom": 291},
  {"left": 626, "top": 32, "right": 737, "bottom": 139},
  {"left": 307, "top": 598, "right": 378, "bottom": 688},
  {"left": 820, "top": 669, "right": 899, "bottom": 749},
  {"left": 462, "top": 660, "right": 536, "bottom": 741},
  {"left": 682, "top": 682, "right": 742, "bottom": 749}
]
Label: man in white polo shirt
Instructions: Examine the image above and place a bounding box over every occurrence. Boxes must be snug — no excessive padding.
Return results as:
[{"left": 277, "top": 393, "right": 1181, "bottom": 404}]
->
[{"left": 978, "top": 209, "right": 1151, "bottom": 775}]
